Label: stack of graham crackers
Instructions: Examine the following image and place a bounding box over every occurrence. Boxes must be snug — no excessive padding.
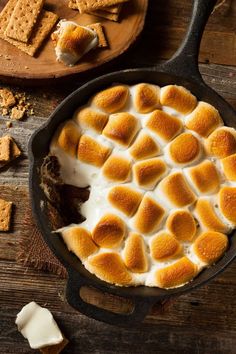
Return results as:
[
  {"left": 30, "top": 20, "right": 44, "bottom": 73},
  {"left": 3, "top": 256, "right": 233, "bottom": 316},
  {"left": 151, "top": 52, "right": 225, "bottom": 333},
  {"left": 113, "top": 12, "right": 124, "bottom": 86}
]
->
[
  {"left": 68, "top": 0, "right": 130, "bottom": 22},
  {"left": 0, "top": 0, "right": 58, "bottom": 56}
]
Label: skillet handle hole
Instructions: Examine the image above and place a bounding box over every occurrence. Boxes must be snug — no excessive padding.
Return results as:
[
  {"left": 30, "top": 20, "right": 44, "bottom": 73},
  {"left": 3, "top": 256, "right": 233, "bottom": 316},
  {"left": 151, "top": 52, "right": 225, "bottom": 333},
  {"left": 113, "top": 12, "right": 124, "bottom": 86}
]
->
[{"left": 79, "top": 286, "right": 134, "bottom": 315}]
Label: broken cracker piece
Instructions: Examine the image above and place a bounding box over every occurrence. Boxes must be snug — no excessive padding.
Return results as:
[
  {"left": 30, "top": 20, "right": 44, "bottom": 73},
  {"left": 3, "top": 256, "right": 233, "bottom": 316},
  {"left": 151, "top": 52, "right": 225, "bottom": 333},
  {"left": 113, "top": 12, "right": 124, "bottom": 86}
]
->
[
  {"left": 10, "top": 107, "right": 26, "bottom": 120},
  {"left": 40, "top": 337, "right": 69, "bottom": 354},
  {"left": 5, "top": 0, "right": 44, "bottom": 43},
  {"left": 87, "top": 23, "right": 108, "bottom": 47},
  {"left": 10, "top": 137, "right": 22, "bottom": 159},
  {"left": 0, "top": 10, "right": 58, "bottom": 57},
  {"left": 0, "top": 88, "right": 16, "bottom": 108},
  {"left": 0, "top": 198, "right": 13, "bottom": 231},
  {"left": 2, "top": 108, "right": 9, "bottom": 116},
  {"left": 0, "top": 136, "right": 11, "bottom": 162}
]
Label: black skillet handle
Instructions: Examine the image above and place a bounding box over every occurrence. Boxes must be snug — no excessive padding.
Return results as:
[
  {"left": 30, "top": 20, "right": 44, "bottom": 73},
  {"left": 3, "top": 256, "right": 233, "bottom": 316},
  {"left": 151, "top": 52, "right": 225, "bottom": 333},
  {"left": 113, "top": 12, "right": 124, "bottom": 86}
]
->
[
  {"left": 66, "top": 270, "right": 155, "bottom": 326},
  {"left": 161, "top": 0, "right": 217, "bottom": 82}
]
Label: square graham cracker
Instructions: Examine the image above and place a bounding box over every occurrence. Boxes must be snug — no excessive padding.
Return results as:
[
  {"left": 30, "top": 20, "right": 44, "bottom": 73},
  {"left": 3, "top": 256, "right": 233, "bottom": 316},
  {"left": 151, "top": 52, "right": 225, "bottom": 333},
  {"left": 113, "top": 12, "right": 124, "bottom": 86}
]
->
[
  {"left": 0, "top": 0, "right": 18, "bottom": 37},
  {"left": 0, "top": 9, "right": 58, "bottom": 56},
  {"left": 0, "top": 198, "right": 13, "bottom": 232},
  {"left": 5, "top": 0, "right": 44, "bottom": 43}
]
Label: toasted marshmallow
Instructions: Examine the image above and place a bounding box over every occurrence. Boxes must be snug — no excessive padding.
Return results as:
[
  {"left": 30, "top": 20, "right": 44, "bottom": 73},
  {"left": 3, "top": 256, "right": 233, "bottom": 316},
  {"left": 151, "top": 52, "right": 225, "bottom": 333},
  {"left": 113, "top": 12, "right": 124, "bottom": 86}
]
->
[
  {"left": 194, "top": 198, "right": 230, "bottom": 233},
  {"left": 221, "top": 153, "right": 236, "bottom": 181},
  {"left": 186, "top": 160, "right": 220, "bottom": 194},
  {"left": 205, "top": 127, "right": 236, "bottom": 158},
  {"left": 160, "top": 85, "right": 197, "bottom": 114},
  {"left": 133, "top": 158, "right": 167, "bottom": 189},
  {"left": 75, "top": 107, "right": 108, "bottom": 133},
  {"left": 92, "top": 85, "right": 129, "bottom": 113},
  {"left": 166, "top": 210, "right": 196, "bottom": 241},
  {"left": 129, "top": 131, "right": 160, "bottom": 160},
  {"left": 77, "top": 135, "right": 111, "bottom": 167},
  {"left": 92, "top": 213, "right": 126, "bottom": 248},
  {"left": 52, "top": 20, "right": 98, "bottom": 66},
  {"left": 61, "top": 226, "right": 98, "bottom": 260},
  {"left": 55, "top": 120, "right": 80, "bottom": 157},
  {"left": 150, "top": 231, "right": 182, "bottom": 261},
  {"left": 193, "top": 231, "right": 228, "bottom": 264},
  {"left": 132, "top": 194, "right": 165, "bottom": 234},
  {"left": 218, "top": 187, "right": 236, "bottom": 226},
  {"left": 168, "top": 132, "right": 201, "bottom": 165},
  {"left": 134, "top": 83, "right": 159, "bottom": 113},
  {"left": 108, "top": 185, "right": 142, "bottom": 217},
  {"left": 103, "top": 112, "right": 139, "bottom": 147},
  {"left": 123, "top": 233, "right": 148, "bottom": 273},
  {"left": 185, "top": 101, "right": 223, "bottom": 137},
  {"left": 102, "top": 155, "right": 131, "bottom": 182},
  {"left": 157, "top": 172, "right": 196, "bottom": 207},
  {"left": 86, "top": 252, "right": 133, "bottom": 286},
  {"left": 155, "top": 257, "right": 197, "bottom": 289},
  {"left": 146, "top": 109, "right": 182, "bottom": 142}
]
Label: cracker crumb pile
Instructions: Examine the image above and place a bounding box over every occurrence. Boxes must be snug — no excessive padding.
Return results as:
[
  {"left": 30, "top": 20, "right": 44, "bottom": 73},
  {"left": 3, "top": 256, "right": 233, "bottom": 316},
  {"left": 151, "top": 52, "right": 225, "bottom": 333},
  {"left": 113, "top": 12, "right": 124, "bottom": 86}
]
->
[{"left": 0, "top": 88, "right": 34, "bottom": 121}]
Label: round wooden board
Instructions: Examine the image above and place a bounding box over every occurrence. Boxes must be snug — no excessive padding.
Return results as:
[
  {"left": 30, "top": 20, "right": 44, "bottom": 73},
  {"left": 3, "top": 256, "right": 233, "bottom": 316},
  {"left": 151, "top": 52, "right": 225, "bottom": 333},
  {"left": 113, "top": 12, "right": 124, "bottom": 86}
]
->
[{"left": 0, "top": 0, "right": 148, "bottom": 80}]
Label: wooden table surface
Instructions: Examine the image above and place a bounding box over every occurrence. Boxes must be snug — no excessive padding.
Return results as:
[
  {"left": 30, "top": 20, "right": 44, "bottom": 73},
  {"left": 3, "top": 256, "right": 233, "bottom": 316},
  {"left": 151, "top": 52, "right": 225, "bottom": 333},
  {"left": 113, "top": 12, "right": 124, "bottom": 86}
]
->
[{"left": 0, "top": 1, "right": 236, "bottom": 353}]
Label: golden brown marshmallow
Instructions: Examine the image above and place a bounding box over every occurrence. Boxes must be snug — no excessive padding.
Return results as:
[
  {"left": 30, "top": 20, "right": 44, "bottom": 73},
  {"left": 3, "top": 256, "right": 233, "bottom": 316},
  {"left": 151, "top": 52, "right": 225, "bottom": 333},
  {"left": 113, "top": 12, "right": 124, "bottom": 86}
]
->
[
  {"left": 134, "top": 83, "right": 159, "bottom": 113},
  {"left": 205, "top": 127, "right": 236, "bottom": 158},
  {"left": 193, "top": 231, "right": 228, "bottom": 264},
  {"left": 92, "top": 85, "right": 129, "bottom": 113},
  {"left": 102, "top": 155, "right": 131, "bottom": 182},
  {"left": 133, "top": 195, "right": 165, "bottom": 234},
  {"left": 166, "top": 210, "right": 196, "bottom": 241},
  {"left": 150, "top": 232, "right": 182, "bottom": 261},
  {"left": 123, "top": 233, "right": 148, "bottom": 273},
  {"left": 133, "top": 158, "right": 167, "bottom": 189},
  {"left": 129, "top": 132, "right": 160, "bottom": 160},
  {"left": 146, "top": 109, "right": 182, "bottom": 142},
  {"left": 155, "top": 257, "right": 197, "bottom": 289},
  {"left": 57, "top": 120, "right": 80, "bottom": 157},
  {"left": 108, "top": 185, "right": 143, "bottom": 217},
  {"left": 221, "top": 153, "right": 236, "bottom": 181},
  {"left": 77, "top": 135, "right": 111, "bottom": 167},
  {"left": 169, "top": 133, "right": 201, "bottom": 164},
  {"left": 194, "top": 199, "right": 229, "bottom": 233},
  {"left": 187, "top": 160, "right": 220, "bottom": 194},
  {"left": 87, "top": 252, "right": 133, "bottom": 286},
  {"left": 75, "top": 107, "right": 108, "bottom": 133},
  {"left": 218, "top": 187, "right": 236, "bottom": 225},
  {"left": 92, "top": 213, "right": 126, "bottom": 248},
  {"left": 160, "top": 85, "right": 197, "bottom": 114},
  {"left": 103, "top": 112, "right": 139, "bottom": 147},
  {"left": 158, "top": 172, "right": 196, "bottom": 207},
  {"left": 61, "top": 227, "right": 98, "bottom": 260},
  {"left": 186, "top": 101, "right": 222, "bottom": 137}
]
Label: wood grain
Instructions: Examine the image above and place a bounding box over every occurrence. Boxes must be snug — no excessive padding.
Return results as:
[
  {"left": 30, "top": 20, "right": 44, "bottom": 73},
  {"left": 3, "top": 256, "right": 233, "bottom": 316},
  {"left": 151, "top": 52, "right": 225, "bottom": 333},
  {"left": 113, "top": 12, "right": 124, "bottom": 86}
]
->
[
  {"left": 0, "top": 0, "right": 148, "bottom": 80},
  {"left": 0, "top": 0, "right": 236, "bottom": 352}
]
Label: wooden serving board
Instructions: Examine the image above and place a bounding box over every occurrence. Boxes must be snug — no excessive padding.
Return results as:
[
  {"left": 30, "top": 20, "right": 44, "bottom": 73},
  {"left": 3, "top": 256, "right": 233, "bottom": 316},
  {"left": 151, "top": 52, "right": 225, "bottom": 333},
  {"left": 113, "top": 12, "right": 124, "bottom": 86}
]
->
[{"left": 0, "top": 0, "right": 148, "bottom": 81}]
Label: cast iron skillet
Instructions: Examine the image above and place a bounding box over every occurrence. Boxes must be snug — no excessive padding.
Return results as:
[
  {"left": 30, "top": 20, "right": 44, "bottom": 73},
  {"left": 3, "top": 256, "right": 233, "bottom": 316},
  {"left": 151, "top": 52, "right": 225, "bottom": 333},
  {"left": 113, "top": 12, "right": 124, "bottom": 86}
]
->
[{"left": 29, "top": 0, "right": 236, "bottom": 326}]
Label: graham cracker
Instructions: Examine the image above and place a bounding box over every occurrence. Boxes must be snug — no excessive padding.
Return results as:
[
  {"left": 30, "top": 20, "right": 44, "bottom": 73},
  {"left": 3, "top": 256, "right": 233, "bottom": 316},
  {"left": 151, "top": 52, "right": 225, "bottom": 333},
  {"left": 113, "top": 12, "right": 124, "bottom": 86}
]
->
[
  {"left": 76, "top": 0, "right": 128, "bottom": 13},
  {"left": 40, "top": 338, "right": 69, "bottom": 354},
  {"left": 0, "top": 0, "right": 18, "bottom": 37},
  {"left": 5, "top": 0, "right": 44, "bottom": 43},
  {"left": 68, "top": 0, "right": 78, "bottom": 9},
  {"left": 0, "top": 136, "right": 22, "bottom": 169},
  {"left": 0, "top": 136, "right": 11, "bottom": 162},
  {"left": 10, "top": 106, "right": 26, "bottom": 120},
  {"left": 0, "top": 198, "right": 13, "bottom": 231},
  {"left": 0, "top": 88, "right": 16, "bottom": 108},
  {"left": 87, "top": 23, "right": 108, "bottom": 47},
  {"left": 0, "top": 10, "right": 58, "bottom": 56},
  {"left": 88, "top": 10, "right": 119, "bottom": 21}
]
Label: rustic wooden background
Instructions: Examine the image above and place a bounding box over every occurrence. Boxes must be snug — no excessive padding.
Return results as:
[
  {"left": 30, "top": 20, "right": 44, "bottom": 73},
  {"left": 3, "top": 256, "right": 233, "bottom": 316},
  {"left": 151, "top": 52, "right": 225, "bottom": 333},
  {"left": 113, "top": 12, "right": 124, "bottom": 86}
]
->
[{"left": 0, "top": 0, "right": 236, "bottom": 353}]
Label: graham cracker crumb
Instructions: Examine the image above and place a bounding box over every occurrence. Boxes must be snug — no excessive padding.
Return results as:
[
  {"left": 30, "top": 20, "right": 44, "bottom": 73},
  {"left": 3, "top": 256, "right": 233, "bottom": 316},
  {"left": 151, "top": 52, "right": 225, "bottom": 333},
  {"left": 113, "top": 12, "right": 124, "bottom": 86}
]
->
[
  {"left": 10, "top": 106, "right": 26, "bottom": 120},
  {"left": 0, "top": 198, "right": 13, "bottom": 231},
  {"left": 2, "top": 108, "right": 9, "bottom": 116},
  {"left": 6, "top": 121, "right": 12, "bottom": 128},
  {"left": 0, "top": 88, "right": 16, "bottom": 108}
]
